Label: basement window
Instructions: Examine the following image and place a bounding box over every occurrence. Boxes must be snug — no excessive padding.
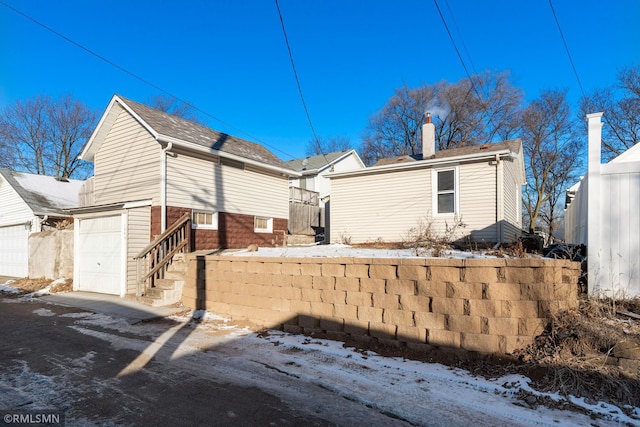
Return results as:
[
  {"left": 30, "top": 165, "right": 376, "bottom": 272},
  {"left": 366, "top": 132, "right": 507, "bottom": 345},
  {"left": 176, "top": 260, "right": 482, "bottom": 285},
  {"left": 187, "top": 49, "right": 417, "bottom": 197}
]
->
[
  {"left": 254, "top": 216, "right": 273, "bottom": 233},
  {"left": 192, "top": 211, "right": 218, "bottom": 230}
]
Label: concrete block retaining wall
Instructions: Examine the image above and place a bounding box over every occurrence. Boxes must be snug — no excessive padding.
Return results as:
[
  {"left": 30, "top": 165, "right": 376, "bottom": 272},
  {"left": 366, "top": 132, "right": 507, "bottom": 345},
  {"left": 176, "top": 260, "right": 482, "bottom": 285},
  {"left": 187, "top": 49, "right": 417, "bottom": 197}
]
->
[{"left": 182, "top": 255, "right": 580, "bottom": 354}]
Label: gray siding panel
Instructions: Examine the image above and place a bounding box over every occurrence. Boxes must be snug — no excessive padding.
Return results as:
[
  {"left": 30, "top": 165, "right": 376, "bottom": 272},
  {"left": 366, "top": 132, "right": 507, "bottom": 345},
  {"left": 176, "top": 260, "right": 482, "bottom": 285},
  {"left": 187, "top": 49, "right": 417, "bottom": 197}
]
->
[{"left": 93, "top": 110, "right": 161, "bottom": 205}]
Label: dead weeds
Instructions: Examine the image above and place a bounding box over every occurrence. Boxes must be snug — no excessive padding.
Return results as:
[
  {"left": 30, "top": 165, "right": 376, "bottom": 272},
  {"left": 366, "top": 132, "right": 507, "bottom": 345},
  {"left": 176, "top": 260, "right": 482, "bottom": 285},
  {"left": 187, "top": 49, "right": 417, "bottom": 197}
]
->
[{"left": 9, "top": 277, "right": 73, "bottom": 293}]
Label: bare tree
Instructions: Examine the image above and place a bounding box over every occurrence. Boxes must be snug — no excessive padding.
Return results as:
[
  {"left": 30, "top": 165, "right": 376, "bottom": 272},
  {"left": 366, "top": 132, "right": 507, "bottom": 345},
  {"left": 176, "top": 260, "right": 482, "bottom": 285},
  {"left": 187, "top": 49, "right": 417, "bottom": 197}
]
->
[
  {"left": 360, "top": 71, "right": 522, "bottom": 165},
  {"left": 306, "top": 136, "right": 352, "bottom": 156},
  {"left": 521, "top": 89, "right": 581, "bottom": 241},
  {"left": 0, "top": 94, "right": 96, "bottom": 179},
  {"left": 579, "top": 64, "right": 640, "bottom": 161},
  {"left": 149, "top": 95, "right": 204, "bottom": 124}
]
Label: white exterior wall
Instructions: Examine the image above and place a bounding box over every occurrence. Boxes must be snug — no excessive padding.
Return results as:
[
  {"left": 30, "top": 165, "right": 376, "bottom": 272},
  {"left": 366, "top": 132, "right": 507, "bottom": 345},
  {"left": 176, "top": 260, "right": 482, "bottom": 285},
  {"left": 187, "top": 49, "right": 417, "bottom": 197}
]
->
[
  {"left": 502, "top": 157, "right": 524, "bottom": 241},
  {"left": 126, "top": 205, "right": 151, "bottom": 295},
  {"left": 316, "top": 153, "right": 364, "bottom": 199},
  {"left": 330, "top": 168, "right": 432, "bottom": 243},
  {"left": 166, "top": 153, "right": 289, "bottom": 219},
  {"left": 93, "top": 110, "right": 161, "bottom": 206},
  {"left": 0, "top": 178, "right": 34, "bottom": 227},
  {"left": 330, "top": 159, "right": 519, "bottom": 245},
  {"left": 457, "top": 161, "right": 498, "bottom": 244},
  {"left": 564, "top": 177, "right": 588, "bottom": 245}
]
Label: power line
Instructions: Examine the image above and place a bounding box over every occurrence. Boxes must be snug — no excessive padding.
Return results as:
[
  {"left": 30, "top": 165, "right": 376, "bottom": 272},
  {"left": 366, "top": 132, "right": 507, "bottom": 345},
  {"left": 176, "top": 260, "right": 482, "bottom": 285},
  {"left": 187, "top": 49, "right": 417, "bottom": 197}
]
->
[
  {"left": 274, "top": 0, "right": 327, "bottom": 162},
  {"left": 0, "top": 0, "right": 297, "bottom": 160},
  {"left": 443, "top": 0, "right": 477, "bottom": 75},
  {"left": 548, "top": 0, "right": 586, "bottom": 98}
]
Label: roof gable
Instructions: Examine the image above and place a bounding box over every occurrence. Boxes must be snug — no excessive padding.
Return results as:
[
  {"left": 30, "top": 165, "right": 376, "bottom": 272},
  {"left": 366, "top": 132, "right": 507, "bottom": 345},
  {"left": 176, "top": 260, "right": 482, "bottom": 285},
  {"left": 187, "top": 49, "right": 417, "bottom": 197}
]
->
[
  {"left": 285, "top": 150, "right": 363, "bottom": 173},
  {"left": 0, "top": 169, "right": 84, "bottom": 216},
  {"left": 609, "top": 142, "right": 640, "bottom": 163}
]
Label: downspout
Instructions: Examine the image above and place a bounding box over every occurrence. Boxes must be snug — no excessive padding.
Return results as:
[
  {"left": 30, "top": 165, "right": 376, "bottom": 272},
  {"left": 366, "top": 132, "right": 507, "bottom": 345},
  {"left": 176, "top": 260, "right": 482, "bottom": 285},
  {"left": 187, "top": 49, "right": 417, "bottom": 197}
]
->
[{"left": 160, "top": 142, "right": 173, "bottom": 232}]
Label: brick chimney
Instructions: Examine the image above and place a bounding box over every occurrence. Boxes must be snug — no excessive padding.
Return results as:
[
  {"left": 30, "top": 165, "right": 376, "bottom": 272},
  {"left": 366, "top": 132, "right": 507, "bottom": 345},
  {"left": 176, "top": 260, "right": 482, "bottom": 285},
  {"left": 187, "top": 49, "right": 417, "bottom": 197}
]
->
[{"left": 422, "top": 113, "right": 435, "bottom": 159}]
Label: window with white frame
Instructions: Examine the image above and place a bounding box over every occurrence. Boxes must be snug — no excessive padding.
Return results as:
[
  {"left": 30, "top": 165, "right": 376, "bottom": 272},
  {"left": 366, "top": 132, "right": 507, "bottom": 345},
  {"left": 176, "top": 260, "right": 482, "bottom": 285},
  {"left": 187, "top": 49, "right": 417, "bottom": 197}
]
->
[
  {"left": 434, "top": 168, "right": 457, "bottom": 215},
  {"left": 254, "top": 216, "right": 273, "bottom": 233},
  {"left": 192, "top": 211, "right": 218, "bottom": 229}
]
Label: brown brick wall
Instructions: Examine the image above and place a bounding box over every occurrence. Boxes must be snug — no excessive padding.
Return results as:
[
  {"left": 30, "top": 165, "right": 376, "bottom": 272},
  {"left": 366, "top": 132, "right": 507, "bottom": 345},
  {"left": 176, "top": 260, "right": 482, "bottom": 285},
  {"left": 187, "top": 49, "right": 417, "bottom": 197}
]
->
[
  {"left": 182, "top": 256, "right": 581, "bottom": 355},
  {"left": 151, "top": 205, "right": 287, "bottom": 249}
]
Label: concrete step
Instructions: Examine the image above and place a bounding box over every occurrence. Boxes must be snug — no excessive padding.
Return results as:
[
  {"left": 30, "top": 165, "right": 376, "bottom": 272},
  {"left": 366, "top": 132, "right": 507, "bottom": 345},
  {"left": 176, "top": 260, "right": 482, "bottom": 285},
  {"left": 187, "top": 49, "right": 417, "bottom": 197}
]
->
[
  {"left": 135, "top": 295, "right": 168, "bottom": 307},
  {"left": 287, "top": 234, "right": 316, "bottom": 246}
]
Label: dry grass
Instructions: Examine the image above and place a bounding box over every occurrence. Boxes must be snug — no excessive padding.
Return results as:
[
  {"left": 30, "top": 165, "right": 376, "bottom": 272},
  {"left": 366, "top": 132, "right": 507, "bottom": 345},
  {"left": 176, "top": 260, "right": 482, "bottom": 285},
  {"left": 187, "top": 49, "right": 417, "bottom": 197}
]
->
[
  {"left": 9, "top": 277, "right": 73, "bottom": 293},
  {"left": 514, "top": 298, "right": 640, "bottom": 408}
]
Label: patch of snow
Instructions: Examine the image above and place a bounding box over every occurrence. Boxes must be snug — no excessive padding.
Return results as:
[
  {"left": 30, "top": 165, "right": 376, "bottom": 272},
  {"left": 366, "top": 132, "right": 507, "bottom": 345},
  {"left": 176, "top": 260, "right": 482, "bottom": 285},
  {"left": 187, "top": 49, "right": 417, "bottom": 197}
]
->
[
  {"left": 224, "top": 243, "right": 501, "bottom": 259},
  {"left": 33, "top": 308, "right": 55, "bottom": 317},
  {"left": 0, "top": 283, "right": 21, "bottom": 294},
  {"left": 13, "top": 171, "right": 84, "bottom": 210}
]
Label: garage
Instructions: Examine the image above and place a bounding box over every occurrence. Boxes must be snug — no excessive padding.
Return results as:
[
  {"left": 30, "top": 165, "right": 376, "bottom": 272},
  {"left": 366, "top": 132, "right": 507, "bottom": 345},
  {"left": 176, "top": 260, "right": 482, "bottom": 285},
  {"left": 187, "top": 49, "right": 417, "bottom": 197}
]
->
[
  {"left": 76, "top": 215, "right": 124, "bottom": 295},
  {"left": 0, "top": 224, "right": 29, "bottom": 277}
]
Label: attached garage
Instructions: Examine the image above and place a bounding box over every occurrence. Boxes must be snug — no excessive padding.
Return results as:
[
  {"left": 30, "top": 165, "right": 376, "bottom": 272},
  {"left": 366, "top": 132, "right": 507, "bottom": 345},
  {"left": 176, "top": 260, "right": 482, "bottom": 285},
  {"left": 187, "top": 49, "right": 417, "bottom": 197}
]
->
[
  {"left": 0, "top": 224, "right": 30, "bottom": 277},
  {"left": 72, "top": 203, "right": 151, "bottom": 297},
  {"left": 75, "top": 215, "right": 125, "bottom": 295}
]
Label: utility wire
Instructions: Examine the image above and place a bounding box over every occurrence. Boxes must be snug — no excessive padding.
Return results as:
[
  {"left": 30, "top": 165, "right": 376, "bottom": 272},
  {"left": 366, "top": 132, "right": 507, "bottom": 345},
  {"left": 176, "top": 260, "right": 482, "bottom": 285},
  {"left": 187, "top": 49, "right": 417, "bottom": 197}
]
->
[
  {"left": 275, "top": 0, "right": 328, "bottom": 163},
  {"left": 548, "top": 0, "right": 586, "bottom": 98},
  {"left": 0, "top": 0, "right": 297, "bottom": 160},
  {"left": 443, "top": 0, "right": 477, "bottom": 75}
]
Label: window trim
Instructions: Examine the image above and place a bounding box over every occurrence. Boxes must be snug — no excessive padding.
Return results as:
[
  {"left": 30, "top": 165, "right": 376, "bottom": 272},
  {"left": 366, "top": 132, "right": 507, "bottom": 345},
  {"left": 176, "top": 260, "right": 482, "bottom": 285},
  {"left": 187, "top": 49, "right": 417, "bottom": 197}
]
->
[
  {"left": 254, "top": 216, "right": 273, "bottom": 233},
  {"left": 191, "top": 210, "right": 218, "bottom": 230},
  {"left": 432, "top": 167, "right": 459, "bottom": 216}
]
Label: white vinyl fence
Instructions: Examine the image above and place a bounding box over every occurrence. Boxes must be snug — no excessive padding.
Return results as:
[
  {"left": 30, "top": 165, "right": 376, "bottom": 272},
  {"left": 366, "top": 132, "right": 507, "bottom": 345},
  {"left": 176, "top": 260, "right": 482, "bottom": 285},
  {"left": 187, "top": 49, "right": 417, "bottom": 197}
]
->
[{"left": 565, "top": 113, "right": 640, "bottom": 297}]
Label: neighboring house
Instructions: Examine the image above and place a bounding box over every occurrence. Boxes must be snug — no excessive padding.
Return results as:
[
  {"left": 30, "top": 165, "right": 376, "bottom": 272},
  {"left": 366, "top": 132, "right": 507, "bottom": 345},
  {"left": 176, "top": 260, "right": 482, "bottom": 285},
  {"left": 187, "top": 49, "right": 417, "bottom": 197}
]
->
[
  {"left": 328, "top": 116, "right": 526, "bottom": 245},
  {"left": 0, "top": 169, "right": 83, "bottom": 277},
  {"left": 72, "top": 94, "right": 298, "bottom": 297},
  {"left": 286, "top": 150, "right": 365, "bottom": 206},
  {"left": 565, "top": 112, "right": 640, "bottom": 297}
]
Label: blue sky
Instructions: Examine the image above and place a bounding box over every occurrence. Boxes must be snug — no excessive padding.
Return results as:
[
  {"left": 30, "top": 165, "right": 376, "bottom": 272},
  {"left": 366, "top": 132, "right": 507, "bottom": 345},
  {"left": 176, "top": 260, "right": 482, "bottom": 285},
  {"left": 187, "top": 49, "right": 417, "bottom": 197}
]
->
[{"left": 1, "top": 1, "right": 638, "bottom": 161}]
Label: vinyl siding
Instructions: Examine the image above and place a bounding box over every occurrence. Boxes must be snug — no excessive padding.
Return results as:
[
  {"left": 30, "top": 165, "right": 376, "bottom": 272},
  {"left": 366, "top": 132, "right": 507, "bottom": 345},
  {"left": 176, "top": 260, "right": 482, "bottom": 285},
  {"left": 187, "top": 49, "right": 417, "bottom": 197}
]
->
[
  {"left": 166, "top": 153, "right": 289, "bottom": 218},
  {"left": 330, "top": 160, "right": 504, "bottom": 244},
  {"left": 93, "top": 110, "right": 161, "bottom": 205},
  {"left": 502, "top": 157, "right": 523, "bottom": 241},
  {"left": 457, "top": 161, "right": 498, "bottom": 244},
  {"left": 125, "top": 206, "right": 151, "bottom": 295},
  {"left": 330, "top": 168, "right": 432, "bottom": 243},
  {"left": 0, "top": 179, "right": 33, "bottom": 226}
]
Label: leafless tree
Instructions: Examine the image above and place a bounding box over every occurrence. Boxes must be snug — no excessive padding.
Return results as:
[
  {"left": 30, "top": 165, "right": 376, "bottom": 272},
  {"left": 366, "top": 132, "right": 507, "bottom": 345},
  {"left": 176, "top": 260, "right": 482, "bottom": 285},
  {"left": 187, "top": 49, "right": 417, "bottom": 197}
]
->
[
  {"left": 579, "top": 64, "right": 640, "bottom": 161},
  {"left": 360, "top": 70, "right": 522, "bottom": 165},
  {"left": 521, "top": 89, "right": 582, "bottom": 241},
  {"left": 306, "top": 136, "right": 352, "bottom": 156},
  {"left": 149, "top": 95, "right": 204, "bottom": 124},
  {"left": 0, "top": 94, "right": 97, "bottom": 179}
]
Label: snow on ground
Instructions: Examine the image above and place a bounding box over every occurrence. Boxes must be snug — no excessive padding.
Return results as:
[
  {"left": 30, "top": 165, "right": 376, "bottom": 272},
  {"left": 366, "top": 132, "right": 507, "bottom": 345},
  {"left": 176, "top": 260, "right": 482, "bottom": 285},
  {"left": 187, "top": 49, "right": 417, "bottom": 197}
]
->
[
  {"left": 0, "top": 282, "right": 20, "bottom": 294},
  {"left": 223, "top": 243, "right": 499, "bottom": 259},
  {"left": 2, "top": 278, "right": 638, "bottom": 425},
  {"left": 69, "top": 305, "right": 639, "bottom": 426}
]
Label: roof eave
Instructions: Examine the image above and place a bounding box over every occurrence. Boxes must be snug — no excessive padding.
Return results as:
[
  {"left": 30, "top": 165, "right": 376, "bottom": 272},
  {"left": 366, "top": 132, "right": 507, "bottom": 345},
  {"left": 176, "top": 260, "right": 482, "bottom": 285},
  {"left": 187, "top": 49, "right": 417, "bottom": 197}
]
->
[
  {"left": 157, "top": 135, "right": 301, "bottom": 177},
  {"left": 327, "top": 149, "right": 513, "bottom": 178}
]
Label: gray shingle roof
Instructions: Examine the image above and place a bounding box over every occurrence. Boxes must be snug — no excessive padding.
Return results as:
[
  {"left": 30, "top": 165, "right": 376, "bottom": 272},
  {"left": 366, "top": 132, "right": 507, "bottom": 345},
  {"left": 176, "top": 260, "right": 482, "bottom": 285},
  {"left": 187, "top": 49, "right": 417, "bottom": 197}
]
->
[
  {"left": 373, "top": 139, "right": 521, "bottom": 166},
  {"left": 285, "top": 150, "right": 352, "bottom": 172},
  {"left": 0, "top": 169, "right": 84, "bottom": 216},
  {"left": 119, "top": 96, "right": 288, "bottom": 169}
]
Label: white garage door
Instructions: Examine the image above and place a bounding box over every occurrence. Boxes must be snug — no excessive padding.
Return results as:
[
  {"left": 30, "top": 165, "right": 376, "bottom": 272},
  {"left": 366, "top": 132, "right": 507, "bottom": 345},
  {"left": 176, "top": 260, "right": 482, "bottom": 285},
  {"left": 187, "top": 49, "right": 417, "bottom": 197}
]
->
[
  {"left": 0, "top": 224, "right": 29, "bottom": 277},
  {"left": 77, "top": 215, "right": 123, "bottom": 295}
]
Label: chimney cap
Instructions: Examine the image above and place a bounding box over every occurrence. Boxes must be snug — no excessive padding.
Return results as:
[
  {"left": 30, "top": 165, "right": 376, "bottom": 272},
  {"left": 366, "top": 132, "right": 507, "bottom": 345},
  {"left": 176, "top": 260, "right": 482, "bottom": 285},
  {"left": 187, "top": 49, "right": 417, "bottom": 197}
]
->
[{"left": 425, "top": 112, "right": 432, "bottom": 124}]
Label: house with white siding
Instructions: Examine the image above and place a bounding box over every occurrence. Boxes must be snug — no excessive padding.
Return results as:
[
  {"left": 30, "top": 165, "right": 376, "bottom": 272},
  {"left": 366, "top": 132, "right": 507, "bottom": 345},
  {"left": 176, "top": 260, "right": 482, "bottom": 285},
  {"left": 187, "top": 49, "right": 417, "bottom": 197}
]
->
[
  {"left": 565, "top": 112, "right": 640, "bottom": 297},
  {"left": 286, "top": 150, "right": 365, "bottom": 206},
  {"left": 0, "top": 169, "right": 83, "bottom": 277},
  {"left": 328, "top": 116, "right": 526, "bottom": 245},
  {"left": 72, "top": 94, "right": 298, "bottom": 298}
]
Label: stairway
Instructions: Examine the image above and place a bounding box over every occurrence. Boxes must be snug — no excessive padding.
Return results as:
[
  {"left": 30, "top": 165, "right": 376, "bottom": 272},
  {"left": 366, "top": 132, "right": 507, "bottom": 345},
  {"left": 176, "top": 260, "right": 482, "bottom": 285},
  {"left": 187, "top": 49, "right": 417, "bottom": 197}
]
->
[{"left": 136, "top": 254, "right": 186, "bottom": 307}]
